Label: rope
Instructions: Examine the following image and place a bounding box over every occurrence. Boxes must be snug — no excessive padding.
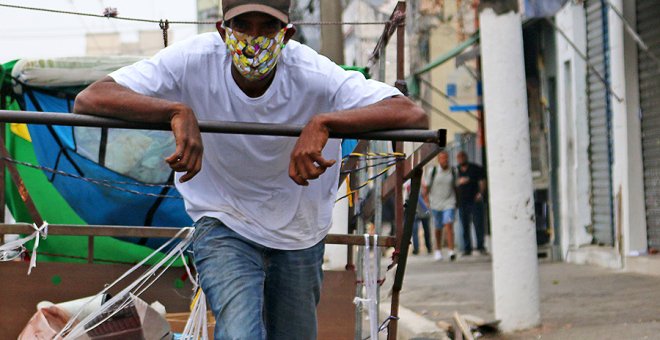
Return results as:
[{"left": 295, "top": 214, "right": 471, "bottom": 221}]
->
[
  {"left": 0, "top": 3, "right": 390, "bottom": 26},
  {"left": 182, "top": 287, "right": 209, "bottom": 339},
  {"left": 354, "top": 234, "right": 380, "bottom": 340},
  {"left": 1, "top": 156, "right": 182, "bottom": 199},
  {"left": 159, "top": 19, "right": 169, "bottom": 47},
  {"left": 0, "top": 221, "right": 48, "bottom": 274},
  {"left": 57, "top": 227, "right": 194, "bottom": 338},
  {"left": 0, "top": 243, "right": 24, "bottom": 262},
  {"left": 336, "top": 162, "right": 397, "bottom": 203},
  {"left": 362, "top": 315, "right": 400, "bottom": 340},
  {"left": 293, "top": 21, "right": 389, "bottom": 25},
  {"left": 342, "top": 152, "right": 406, "bottom": 160},
  {"left": 28, "top": 251, "right": 149, "bottom": 265},
  {"left": 341, "top": 159, "right": 399, "bottom": 175}
]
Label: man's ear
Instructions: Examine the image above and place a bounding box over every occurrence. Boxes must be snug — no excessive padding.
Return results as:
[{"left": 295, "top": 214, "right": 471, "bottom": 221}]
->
[
  {"left": 283, "top": 25, "right": 296, "bottom": 44},
  {"left": 216, "top": 20, "right": 226, "bottom": 42}
]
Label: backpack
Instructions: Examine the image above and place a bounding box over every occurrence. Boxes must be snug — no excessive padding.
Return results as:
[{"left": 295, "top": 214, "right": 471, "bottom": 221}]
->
[{"left": 427, "top": 165, "right": 456, "bottom": 193}]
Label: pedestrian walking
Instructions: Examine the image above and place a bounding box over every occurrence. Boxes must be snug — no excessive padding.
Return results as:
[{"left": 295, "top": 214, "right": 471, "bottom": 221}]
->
[
  {"left": 455, "top": 151, "right": 487, "bottom": 256},
  {"left": 425, "top": 151, "right": 457, "bottom": 261}
]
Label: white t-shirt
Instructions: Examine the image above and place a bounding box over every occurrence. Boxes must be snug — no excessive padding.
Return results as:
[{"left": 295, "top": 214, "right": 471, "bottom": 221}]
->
[
  {"left": 110, "top": 32, "right": 401, "bottom": 250},
  {"left": 426, "top": 165, "right": 456, "bottom": 211}
]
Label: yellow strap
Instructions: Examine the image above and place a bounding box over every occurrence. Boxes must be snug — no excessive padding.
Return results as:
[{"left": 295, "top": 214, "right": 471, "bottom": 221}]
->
[
  {"left": 190, "top": 287, "right": 202, "bottom": 312},
  {"left": 346, "top": 177, "right": 353, "bottom": 208},
  {"left": 347, "top": 152, "right": 405, "bottom": 158}
]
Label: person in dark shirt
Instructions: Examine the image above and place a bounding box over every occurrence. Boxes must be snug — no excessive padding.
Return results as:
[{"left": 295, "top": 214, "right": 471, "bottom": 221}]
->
[{"left": 456, "top": 151, "right": 487, "bottom": 255}]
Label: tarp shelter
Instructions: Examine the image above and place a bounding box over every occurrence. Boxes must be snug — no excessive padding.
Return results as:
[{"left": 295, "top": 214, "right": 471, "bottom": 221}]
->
[{"left": 1, "top": 58, "right": 188, "bottom": 263}]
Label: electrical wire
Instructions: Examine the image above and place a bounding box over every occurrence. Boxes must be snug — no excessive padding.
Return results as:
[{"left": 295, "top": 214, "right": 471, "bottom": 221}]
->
[{"left": 0, "top": 3, "right": 390, "bottom": 26}]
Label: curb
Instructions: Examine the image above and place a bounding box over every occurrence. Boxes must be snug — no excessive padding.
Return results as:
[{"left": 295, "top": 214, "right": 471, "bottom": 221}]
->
[{"left": 378, "top": 302, "right": 449, "bottom": 340}]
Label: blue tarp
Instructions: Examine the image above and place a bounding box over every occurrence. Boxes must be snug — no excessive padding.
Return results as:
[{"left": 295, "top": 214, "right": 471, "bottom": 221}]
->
[{"left": 23, "top": 87, "right": 193, "bottom": 248}]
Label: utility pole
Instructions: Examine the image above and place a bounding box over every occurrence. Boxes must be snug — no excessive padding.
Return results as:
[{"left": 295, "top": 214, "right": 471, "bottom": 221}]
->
[
  {"left": 320, "top": 0, "right": 345, "bottom": 64},
  {"left": 478, "top": 0, "right": 541, "bottom": 332}
]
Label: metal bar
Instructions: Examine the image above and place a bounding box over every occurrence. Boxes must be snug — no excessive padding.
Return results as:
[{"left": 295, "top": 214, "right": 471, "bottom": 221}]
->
[
  {"left": 362, "top": 143, "right": 443, "bottom": 219},
  {"left": 0, "top": 122, "right": 5, "bottom": 243},
  {"left": 388, "top": 168, "right": 422, "bottom": 340},
  {"left": 0, "top": 110, "right": 445, "bottom": 145},
  {"left": 0, "top": 223, "right": 396, "bottom": 247},
  {"left": 87, "top": 236, "right": 94, "bottom": 264},
  {"left": 354, "top": 156, "right": 367, "bottom": 340},
  {"left": 389, "top": 3, "right": 407, "bottom": 339},
  {"left": 0, "top": 143, "right": 43, "bottom": 225},
  {"left": 0, "top": 224, "right": 186, "bottom": 238},
  {"left": 327, "top": 234, "right": 396, "bottom": 247},
  {"left": 383, "top": 143, "right": 443, "bottom": 198},
  {"left": 545, "top": 18, "right": 623, "bottom": 103},
  {"left": 0, "top": 123, "right": 5, "bottom": 226},
  {"left": 373, "top": 141, "right": 385, "bottom": 329}
]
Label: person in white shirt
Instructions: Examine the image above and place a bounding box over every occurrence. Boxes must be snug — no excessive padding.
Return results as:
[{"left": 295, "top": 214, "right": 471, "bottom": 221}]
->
[
  {"left": 424, "top": 151, "right": 457, "bottom": 261},
  {"left": 73, "top": 0, "right": 427, "bottom": 338}
]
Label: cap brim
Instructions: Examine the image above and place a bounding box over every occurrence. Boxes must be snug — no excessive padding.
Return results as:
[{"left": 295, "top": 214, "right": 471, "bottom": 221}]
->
[{"left": 224, "top": 4, "right": 289, "bottom": 24}]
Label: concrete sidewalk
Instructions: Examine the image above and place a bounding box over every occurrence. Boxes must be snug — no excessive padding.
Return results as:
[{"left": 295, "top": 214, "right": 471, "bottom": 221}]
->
[{"left": 392, "top": 253, "right": 660, "bottom": 340}]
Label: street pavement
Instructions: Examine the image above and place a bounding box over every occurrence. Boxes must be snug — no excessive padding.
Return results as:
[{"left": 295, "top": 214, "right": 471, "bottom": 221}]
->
[{"left": 393, "top": 252, "right": 660, "bottom": 340}]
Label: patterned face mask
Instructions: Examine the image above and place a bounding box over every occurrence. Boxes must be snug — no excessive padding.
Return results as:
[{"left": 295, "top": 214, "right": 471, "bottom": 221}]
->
[{"left": 224, "top": 24, "right": 292, "bottom": 81}]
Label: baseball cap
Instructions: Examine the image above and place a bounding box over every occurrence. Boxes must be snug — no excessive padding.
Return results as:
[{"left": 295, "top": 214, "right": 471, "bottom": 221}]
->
[{"left": 222, "top": 0, "right": 291, "bottom": 24}]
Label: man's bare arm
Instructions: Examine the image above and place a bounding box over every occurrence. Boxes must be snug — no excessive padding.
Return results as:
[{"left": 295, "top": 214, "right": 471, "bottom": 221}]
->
[
  {"left": 289, "top": 95, "right": 428, "bottom": 185},
  {"left": 74, "top": 76, "right": 203, "bottom": 183}
]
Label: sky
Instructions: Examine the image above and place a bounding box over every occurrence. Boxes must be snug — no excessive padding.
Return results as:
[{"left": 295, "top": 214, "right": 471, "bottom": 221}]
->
[{"left": 0, "top": 0, "right": 198, "bottom": 63}]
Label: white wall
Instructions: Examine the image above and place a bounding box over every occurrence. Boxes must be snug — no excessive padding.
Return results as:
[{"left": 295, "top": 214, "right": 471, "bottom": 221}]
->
[
  {"left": 608, "top": 0, "right": 647, "bottom": 257},
  {"left": 555, "top": 3, "right": 593, "bottom": 259},
  {"left": 0, "top": 0, "right": 197, "bottom": 62}
]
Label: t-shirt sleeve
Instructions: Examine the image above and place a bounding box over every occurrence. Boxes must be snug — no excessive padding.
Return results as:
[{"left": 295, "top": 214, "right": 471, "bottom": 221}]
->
[
  {"left": 325, "top": 62, "right": 402, "bottom": 112},
  {"left": 108, "top": 45, "right": 184, "bottom": 102}
]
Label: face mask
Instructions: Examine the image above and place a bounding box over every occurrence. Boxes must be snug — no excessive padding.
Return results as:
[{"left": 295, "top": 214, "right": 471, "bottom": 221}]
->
[{"left": 224, "top": 24, "right": 292, "bottom": 81}]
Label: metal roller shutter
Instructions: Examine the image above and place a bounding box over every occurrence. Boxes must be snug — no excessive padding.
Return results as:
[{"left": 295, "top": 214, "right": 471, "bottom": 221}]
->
[
  {"left": 637, "top": 0, "right": 660, "bottom": 250},
  {"left": 585, "top": 0, "right": 614, "bottom": 245}
]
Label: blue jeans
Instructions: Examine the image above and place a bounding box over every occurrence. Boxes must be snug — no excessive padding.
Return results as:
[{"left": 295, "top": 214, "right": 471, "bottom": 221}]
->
[
  {"left": 458, "top": 202, "right": 485, "bottom": 252},
  {"left": 412, "top": 214, "right": 432, "bottom": 253},
  {"left": 192, "top": 217, "right": 325, "bottom": 340}
]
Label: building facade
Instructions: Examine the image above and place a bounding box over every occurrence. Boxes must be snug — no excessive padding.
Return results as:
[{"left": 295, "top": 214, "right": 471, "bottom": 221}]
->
[{"left": 553, "top": 0, "right": 658, "bottom": 273}]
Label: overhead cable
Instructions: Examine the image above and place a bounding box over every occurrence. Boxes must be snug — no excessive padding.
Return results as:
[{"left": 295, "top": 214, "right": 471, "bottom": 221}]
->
[{"left": 0, "top": 3, "right": 389, "bottom": 26}]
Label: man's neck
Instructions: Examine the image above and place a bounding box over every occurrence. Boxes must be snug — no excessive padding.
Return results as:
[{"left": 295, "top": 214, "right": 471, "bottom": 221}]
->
[{"left": 231, "top": 66, "right": 277, "bottom": 98}]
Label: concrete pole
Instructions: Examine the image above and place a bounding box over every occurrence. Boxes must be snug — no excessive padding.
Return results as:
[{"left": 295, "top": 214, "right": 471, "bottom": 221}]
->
[
  {"left": 478, "top": 0, "right": 540, "bottom": 332},
  {"left": 320, "top": 0, "right": 345, "bottom": 64}
]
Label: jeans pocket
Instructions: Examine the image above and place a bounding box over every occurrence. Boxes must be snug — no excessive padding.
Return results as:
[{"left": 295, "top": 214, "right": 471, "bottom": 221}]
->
[{"left": 192, "top": 216, "right": 218, "bottom": 245}]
